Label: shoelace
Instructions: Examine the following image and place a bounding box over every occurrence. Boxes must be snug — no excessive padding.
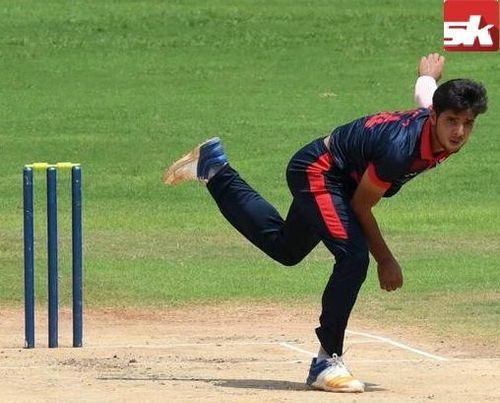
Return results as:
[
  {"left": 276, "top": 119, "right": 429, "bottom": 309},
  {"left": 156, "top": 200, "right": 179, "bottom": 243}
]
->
[{"left": 325, "top": 354, "right": 353, "bottom": 375}]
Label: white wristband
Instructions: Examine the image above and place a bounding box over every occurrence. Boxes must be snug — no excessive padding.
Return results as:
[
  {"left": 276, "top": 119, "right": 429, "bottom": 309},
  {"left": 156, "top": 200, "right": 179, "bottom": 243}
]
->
[{"left": 415, "top": 75, "right": 437, "bottom": 108}]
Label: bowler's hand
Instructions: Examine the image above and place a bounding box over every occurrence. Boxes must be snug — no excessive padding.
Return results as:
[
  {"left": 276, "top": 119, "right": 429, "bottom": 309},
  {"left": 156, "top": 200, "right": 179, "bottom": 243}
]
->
[
  {"left": 418, "top": 53, "right": 445, "bottom": 81},
  {"left": 377, "top": 258, "right": 403, "bottom": 292}
]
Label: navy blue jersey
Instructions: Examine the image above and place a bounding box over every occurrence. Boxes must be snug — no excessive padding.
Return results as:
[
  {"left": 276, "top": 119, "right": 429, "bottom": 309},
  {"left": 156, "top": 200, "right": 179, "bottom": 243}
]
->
[{"left": 327, "top": 108, "right": 451, "bottom": 197}]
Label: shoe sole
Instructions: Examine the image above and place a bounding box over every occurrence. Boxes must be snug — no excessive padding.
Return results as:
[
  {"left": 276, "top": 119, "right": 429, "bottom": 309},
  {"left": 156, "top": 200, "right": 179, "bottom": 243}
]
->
[
  {"left": 163, "top": 138, "right": 221, "bottom": 185},
  {"left": 307, "top": 379, "right": 365, "bottom": 393},
  {"left": 307, "top": 383, "right": 364, "bottom": 393},
  {"left": 163, "top": 147, "right": 200, "bottom": 185}
]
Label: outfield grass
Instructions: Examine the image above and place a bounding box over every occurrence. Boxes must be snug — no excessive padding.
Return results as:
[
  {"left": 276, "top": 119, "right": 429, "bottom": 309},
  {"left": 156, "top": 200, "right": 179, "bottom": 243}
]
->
[{"left": 1, "top": 1, "right": 498, "bottom": 344}]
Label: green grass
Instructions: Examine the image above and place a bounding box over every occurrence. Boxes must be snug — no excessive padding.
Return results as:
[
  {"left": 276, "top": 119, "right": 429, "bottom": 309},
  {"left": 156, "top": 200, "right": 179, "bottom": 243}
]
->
[{"left": 0, "top": 1, "right": 499, "bottom": 345}]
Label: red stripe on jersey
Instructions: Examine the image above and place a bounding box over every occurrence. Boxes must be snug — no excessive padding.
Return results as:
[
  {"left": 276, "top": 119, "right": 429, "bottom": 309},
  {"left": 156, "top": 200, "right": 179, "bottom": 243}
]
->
[
  {"left": 367, "top": 163, "right": 392, "bottom": 190},
  {"left": 306, "top": 153, "right": 348, "bottom": 240}
]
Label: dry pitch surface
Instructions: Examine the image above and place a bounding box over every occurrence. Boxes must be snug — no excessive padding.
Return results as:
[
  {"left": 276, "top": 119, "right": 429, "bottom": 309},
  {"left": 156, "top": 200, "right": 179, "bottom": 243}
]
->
[{"left": 1, "top": 304, "right": 499, "bottom": 402}]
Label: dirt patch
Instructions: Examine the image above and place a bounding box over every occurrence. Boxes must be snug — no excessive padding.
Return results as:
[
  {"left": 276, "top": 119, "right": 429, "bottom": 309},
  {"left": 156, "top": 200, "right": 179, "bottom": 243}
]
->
[{"left": 0, "top": 303, "right": 499, "bottom": 402}]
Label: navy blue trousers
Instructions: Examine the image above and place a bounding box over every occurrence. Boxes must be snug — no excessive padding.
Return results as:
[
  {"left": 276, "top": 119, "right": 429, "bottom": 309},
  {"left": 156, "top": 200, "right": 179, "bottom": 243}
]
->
[{"left": 207, "top": 138, "right": 369, "bottom": 356}]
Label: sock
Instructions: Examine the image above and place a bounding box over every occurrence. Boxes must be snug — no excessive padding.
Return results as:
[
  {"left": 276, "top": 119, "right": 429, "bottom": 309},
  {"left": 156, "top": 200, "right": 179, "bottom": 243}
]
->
[{"left": 317, "top": 346, "right": 331, "bottom": 362}]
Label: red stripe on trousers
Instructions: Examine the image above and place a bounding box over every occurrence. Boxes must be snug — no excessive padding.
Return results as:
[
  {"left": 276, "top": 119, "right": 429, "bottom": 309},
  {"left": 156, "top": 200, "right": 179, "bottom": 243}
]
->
[{"left": 306, "top": 153, "right": 348, "bottom": 239}]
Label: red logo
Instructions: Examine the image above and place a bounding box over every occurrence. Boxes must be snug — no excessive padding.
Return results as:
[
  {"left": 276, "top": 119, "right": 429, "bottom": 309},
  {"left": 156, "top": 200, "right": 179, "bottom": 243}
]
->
[{"left": 444, "top": 0, "right": 499, "bottom": 51}]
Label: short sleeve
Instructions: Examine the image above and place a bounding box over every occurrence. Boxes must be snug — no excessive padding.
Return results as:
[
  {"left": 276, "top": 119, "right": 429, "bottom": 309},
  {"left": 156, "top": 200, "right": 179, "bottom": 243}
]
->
[{"left": 367, "top": 145, "right": 409, "bottom": 189}]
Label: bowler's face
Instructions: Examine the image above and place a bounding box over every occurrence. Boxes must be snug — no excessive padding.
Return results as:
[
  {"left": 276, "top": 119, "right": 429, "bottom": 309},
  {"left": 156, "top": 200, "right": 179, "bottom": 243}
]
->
[{"left": 431, "top": 109, "right": 476, "bottom": 154}]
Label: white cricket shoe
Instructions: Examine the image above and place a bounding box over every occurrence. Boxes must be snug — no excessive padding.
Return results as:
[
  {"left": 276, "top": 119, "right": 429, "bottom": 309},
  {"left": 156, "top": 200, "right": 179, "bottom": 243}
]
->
[{"left": 306, "top": 355, "right": 365, "bottom": 393}]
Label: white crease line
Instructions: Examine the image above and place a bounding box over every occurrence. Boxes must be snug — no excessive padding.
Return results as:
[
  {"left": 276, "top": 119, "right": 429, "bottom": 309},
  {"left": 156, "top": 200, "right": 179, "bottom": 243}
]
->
[
  {"left": 0, "top": 337, "right": 467, "bottom": 363},
  {"left": 1, "top": 358, "right": 499, "bottom": 371},
  {"left": 83, "top": 342, "right": 279, "bottom": 349},
  {"left": 73, "top": 340, "right": 371, "bottom": 349},
  {"left": 0, "top": 361, "right": 306, "bottom": 369},
  {"left": 0, "top": 341, "right": 280, "bottom": 351},
  {"left": 279, "top": 342, "right": 315, "bottom": 357},
  {"left": 346, "top": 330, "right": 448, "bottom": 361}
]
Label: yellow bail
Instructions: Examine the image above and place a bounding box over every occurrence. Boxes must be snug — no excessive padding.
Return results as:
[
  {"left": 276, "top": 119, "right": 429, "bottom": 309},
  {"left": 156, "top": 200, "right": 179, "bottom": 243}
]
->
[{"left": 25, "top": 162, "right": 80, "bottom": 170}]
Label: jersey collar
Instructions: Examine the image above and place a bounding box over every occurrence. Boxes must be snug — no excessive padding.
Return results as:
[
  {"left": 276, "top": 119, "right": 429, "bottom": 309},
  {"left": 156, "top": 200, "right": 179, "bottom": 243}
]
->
[{"left": 420, "top": 118, "right": 451, "bottom": 163}]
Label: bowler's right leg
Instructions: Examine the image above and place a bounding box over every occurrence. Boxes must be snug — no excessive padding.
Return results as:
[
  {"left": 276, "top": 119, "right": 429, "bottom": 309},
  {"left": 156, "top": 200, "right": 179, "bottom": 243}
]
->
[{"left": 163, "top": 137, "right": 320, "bottom": 265}]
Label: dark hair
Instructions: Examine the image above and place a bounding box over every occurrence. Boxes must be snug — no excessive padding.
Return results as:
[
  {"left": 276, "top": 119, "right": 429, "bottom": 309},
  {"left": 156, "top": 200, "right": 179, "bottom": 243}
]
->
[{"left": 432, "top": 79, "right": 488, "bottom": 116}]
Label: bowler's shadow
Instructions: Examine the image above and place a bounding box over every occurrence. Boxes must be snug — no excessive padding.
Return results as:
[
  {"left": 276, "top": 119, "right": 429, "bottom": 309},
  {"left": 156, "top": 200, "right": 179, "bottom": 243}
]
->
[
  {"left": 98, "top": 376, "right": 386, "bottom": 392},
  {"left": 213, "top": 379, "right": 308, "bottom": 391},
  {"left": 215, "top": 379, "right": 385, "bottom": 392},
  {"left": 191, "top": 377, "right": 385, "bottom": 392}
]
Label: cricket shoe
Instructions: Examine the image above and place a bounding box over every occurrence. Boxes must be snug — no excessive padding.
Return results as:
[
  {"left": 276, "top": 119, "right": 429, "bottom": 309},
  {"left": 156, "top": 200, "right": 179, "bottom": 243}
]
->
[
  {"left": 306, "top": 355, "right": 365, "bottom": 393},
  {"left": 163, "top": 137, "right": 227, "bottom": 185}
]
